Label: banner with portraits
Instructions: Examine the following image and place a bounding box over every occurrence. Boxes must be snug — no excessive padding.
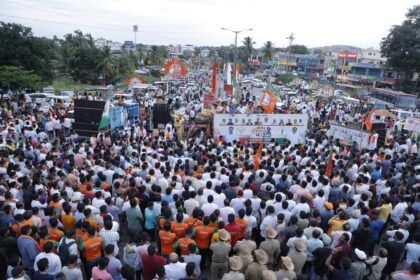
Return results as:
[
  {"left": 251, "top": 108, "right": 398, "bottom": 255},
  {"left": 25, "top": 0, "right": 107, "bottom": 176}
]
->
[
  {"left": 213, "top": 113, "right": 308, "bottom": 145},
  {"left": 328, "top": 123, "right": 377, "bottom": 149}
]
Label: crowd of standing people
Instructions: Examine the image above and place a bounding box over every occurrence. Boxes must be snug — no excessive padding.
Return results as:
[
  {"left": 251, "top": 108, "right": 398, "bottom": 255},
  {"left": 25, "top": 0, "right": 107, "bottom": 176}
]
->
[{"left": 0, "top": 78, "right": 419, "bottom": 280}]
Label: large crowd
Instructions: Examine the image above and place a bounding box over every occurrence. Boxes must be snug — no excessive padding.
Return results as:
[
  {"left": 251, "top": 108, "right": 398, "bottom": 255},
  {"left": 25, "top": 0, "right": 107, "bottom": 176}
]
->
[{"left": 0, "top": 78, "right": 419, "bottom": 280}]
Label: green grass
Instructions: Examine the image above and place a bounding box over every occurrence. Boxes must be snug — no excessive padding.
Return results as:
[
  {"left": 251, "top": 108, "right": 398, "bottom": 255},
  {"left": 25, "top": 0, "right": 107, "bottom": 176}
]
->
[{"left": 52, "top": 79, "right": 95, "bottom": 93}]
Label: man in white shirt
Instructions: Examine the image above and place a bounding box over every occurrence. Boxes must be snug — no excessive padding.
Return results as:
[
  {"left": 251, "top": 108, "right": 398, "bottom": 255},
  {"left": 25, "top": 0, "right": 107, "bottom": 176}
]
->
[
  {"left": 34, "top": 242, "right": 62, "bottom": 275},
  {"left": 92, "top": 192, "right": 106, "bottom": 209},
  {"left": 184, "top": 192, "right": 200, "bottom": 216},
  {"left": 291, "top": 197, "right": 311, "bottom": 216},
  {"left": 164, "top": 253, "right": 186, "bottom": 280},
  {"left": 260, "top": 206, "right": 277, "bottom": 239},
  {"left": 230, "top": 190, "right": 246, "bottom": 214},
  {"left": 201, "top": 195, "right": 219, "bottom": 217},
  {"left": 220, "top": 199, "right": 235, "bottom": 224},
  {"left": 391, "top": 198, "right": 408, "bottom": 224}
]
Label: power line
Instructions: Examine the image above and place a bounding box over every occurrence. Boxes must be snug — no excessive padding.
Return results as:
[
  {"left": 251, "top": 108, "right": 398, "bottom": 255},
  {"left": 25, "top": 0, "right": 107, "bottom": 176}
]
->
[{"left": 0, "top": 13, "right": 219, "bottom": 34}]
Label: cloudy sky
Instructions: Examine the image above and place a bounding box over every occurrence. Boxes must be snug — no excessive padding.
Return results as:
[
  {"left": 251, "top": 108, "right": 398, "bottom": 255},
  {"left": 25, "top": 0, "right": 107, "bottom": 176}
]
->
[{"left": 0, "top": 0, "right": 417, "bottom": 48}]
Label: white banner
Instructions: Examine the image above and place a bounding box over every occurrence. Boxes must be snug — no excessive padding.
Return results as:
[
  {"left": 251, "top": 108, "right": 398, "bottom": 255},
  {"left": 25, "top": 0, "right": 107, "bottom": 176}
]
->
[
  {"left": 404, "top": 117, "right": 420, "bottom": 132},
  {"left": 213, "top": 114, "right": 308, "bottom": 145},
  {"left": 329, "top": 123, "right": 376, "bottom": 149}
]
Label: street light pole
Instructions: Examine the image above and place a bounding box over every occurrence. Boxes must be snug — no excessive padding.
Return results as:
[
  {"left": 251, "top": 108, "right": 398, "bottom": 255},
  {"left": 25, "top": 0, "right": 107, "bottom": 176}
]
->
[{"left": 221, "top": 27, "right": 253, "bottom": 82}]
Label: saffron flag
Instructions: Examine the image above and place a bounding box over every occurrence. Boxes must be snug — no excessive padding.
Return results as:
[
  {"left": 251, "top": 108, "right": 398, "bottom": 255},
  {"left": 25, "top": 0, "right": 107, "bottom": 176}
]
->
[
  {"left": 235, "top": 64, "right": 240, "bottom": 80},
  {"left": 260, "top": 89, "right": 277, "bottom": 114},
  {"left": 253, "top": 141, "right": 263, "bottom": 170},
  {"left": 212, "top": 62, "right": 217, "bottom": 94},
  {"left": 365, "top": 110, "right": 375, "bottom": 131},
  {"left": 325, "top": 149, "right": 333, "bottom": 177}
]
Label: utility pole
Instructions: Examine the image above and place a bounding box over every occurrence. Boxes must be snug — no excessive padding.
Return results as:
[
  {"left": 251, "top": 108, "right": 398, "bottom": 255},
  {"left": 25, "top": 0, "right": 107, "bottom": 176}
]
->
[
  {"left": 133, "top": 25, "right": 138, "bottom": 45},
  {"left": 286, "top": 33, "right": 295, "bottom": 53},
  {"left": 221, "top": 27, "right": 253, "bottom": 83},
  {"left": 286, "top": 33, "right": 295, "bottom": 72}
]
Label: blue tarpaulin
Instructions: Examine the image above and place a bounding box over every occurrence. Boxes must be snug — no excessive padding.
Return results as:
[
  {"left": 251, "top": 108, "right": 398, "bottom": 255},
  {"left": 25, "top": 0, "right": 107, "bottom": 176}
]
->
[{"left": 124, "top": 103, "right": 140, "bottom": 125}]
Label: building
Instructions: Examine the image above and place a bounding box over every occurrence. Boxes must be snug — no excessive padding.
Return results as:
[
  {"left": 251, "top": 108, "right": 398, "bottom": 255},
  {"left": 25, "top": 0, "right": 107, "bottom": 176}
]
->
[
  {"left": 122, "top": 41, "right": 135, "bottom": 52},
  {"left": 275, "top": 53, "right": 297, "bottom": 73},
  {"left": 200, "top": 48, "right": 210, "bottom": 57},
  {"left": 95, "top": 38, "right": 122, "bottom": 51},
  {"left": 295, "top": 54, "right": 325, "bottom": 78},
  {"left": 346, "top": 62, "right": 385, "bottom": 87},
  {"left": 180, "top": 44, "right": 194, "bottom": 52},
  {"left": 359, "top": 48, "right": 386, "bottom": 65}
]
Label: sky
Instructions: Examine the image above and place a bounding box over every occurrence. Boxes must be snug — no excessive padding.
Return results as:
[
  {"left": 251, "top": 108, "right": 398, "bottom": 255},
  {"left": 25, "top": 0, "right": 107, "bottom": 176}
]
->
[{"left": 0, "top": 0, "right": 418, "bottom": 49}]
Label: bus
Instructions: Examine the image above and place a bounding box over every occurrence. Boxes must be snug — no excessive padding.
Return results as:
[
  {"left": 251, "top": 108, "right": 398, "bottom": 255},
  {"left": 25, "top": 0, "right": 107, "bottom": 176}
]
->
[
  {"left": 335, "top": 83, "right": 369, "bottom": 98},
  {"left": 369, "top": 88, "right": 417, "bottom": 111}
]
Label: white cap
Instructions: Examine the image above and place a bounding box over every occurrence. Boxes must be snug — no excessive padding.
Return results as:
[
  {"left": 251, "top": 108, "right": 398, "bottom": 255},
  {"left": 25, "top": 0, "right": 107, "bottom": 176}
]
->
[{"left": 355, "top": 248, "right": 366, "bottom": 260}]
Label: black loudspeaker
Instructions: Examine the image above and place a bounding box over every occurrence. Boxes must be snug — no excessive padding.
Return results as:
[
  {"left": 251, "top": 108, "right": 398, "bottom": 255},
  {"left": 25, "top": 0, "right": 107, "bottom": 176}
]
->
[
  {"left": 371, "top": 122, "right": 387, "bottom": 147},
  {"left": 73, "top": 100, "right": 106, "bottom": 137},
  {"left": 152, "top": 103, "right": 171, "bottom": 127}
]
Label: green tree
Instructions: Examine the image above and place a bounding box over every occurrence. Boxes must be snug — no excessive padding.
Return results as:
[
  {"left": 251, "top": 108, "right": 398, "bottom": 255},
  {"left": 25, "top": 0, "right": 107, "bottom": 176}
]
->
[
  {"left": 150, "top": 45, "right": 167, "bottom": 66},
  {"left": 263, "top": 41, "right": 275, "bottom": 62},
  {"left": 0, "top": 66, "right": 42, "bottom": 91},
  {"left": 0, "top": 22, "right": 55, "bottom": 82},
  {"left": 114, "top": 52, "right": 136, "bottom": 82},
  {"left": 208, "top": 49, "right": 216, "bottom": 61},
  {"left": 194, "top": 47, "right": 201, "bottom": 58},
  {"left": 289, "top": 44, "right": 309, "bottom": 54},
  {"left": 59, "top": 30, "right": 98, "bottom": 83},
  {"left": 242, "top": 36, "right": 256, "bottom": 56},
  {"left": 381, "top": 5, "right": 420, "bottom": 92},
  {"left": 218, "top": 46, "right": 233, "bottom": 62},
  {"left": 53, "top": 43, "right": 74, "bottom": 77},
  {"left": 135, "top": 44, "right": 146, "bottom": 65},
  {"left": 96, "top": 46, "right": 115, "bottom": 84}
]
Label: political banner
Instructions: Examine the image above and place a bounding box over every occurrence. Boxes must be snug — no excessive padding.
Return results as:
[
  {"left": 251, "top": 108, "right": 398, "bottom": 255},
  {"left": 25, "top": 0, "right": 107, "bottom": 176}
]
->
[
  {"left": 109, "top": 106, "right": 128, "bottom": 129},
  {"left": 329, "top": 123, "right": 376, "bottom": 149},
  {"left": 404, "top": 117, "right": 420, "bottom": 132},
  {"left": 213, "top": 113, "right": 308, "bottom": 145},
  {"left": 124, "top": 103, "right": 140, "bottom": 125}
]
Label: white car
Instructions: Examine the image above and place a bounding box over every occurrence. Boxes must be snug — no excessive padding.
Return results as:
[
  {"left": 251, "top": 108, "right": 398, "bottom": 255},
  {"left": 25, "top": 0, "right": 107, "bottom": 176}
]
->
[{"left": 252, "top": 79, "right": 266, "bottom": 88}]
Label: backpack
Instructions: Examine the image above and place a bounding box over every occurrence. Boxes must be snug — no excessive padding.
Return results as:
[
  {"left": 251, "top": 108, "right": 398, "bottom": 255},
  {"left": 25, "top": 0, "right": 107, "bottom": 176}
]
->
[{"left": 58, "top": 237, "right": 76, "bottom": 265}]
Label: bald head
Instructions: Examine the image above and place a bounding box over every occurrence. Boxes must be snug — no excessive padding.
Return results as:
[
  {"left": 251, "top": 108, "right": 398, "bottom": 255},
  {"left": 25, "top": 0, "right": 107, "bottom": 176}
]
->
[{"left": 169, "top": 252, "right": 178, "bottom": 263}]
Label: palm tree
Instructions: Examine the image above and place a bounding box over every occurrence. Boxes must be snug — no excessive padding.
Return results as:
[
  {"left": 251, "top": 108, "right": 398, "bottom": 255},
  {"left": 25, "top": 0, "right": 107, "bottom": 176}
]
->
[
  {"left": 263, "top": 41, "right": 275, "bottom": 62},
  {"left": 150, "top": 45, "right": 165, "bottom": 66},
  {"left": 208, "top": 49, "right": 216, "bottom": 61},
  {"left": 136, "top": 44, "right": 146, "bottom": 65},
  {"left": 193, "top": 47, "right": 201, "bottom": 58},
  {"left": 96, "top": 45, "right": 114, "bottom": 83},
  {"left": 53, "top": 44, "right": 74, "bottom": 77},
  {"left": 242, "top": 36, "right": 256, "bottom": 55}
]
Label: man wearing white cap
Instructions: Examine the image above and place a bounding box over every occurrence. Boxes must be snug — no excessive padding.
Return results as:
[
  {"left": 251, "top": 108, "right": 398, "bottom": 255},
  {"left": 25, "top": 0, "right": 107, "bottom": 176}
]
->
[
  {"left": 276, "top": 256, "right": 296, "bottom": 280},
  {"left": 259, "top": 227, "right": 280, "bottom": 270},
  {"left": 221, "top": 256, "right": 244, "bottom": 280},
  {"left": 351, "top": 248, "right": 367, "bottom": 280}
]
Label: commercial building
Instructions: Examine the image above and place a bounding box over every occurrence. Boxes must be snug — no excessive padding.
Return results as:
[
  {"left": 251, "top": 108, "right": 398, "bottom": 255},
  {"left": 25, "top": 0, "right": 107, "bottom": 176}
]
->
[
  {"left": 295, "top": 54, "right": 325, "bottom": 78},
  {"left": 346, "top": 62, "right": 385, "bottom": 87}
]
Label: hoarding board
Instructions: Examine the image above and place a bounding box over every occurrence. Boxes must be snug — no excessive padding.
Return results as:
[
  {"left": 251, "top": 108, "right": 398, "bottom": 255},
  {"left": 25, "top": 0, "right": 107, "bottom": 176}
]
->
[
  {"left": 329, "top": 123, "right": 376, "bottom": 149},
  {"left": 213, "top": 113, "right": 308, "bottom": 145},
  {"left": 405, "top": 117, "right": 420, "bottom": 132}
]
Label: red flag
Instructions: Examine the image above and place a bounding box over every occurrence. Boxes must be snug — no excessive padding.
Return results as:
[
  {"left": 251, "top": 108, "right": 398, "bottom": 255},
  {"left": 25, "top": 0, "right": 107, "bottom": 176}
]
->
[
  {"left": 212, "top": 62, "right": 216, "bottom": 94},
  {"left": 253, "top": 141, "right": 263, "bottom": 170},
  {"left": 365, "top": 110, "right": 375, "bottom": 131},
  {"left": 325, "top": 149, "right": 333, "bottom": 177}
]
